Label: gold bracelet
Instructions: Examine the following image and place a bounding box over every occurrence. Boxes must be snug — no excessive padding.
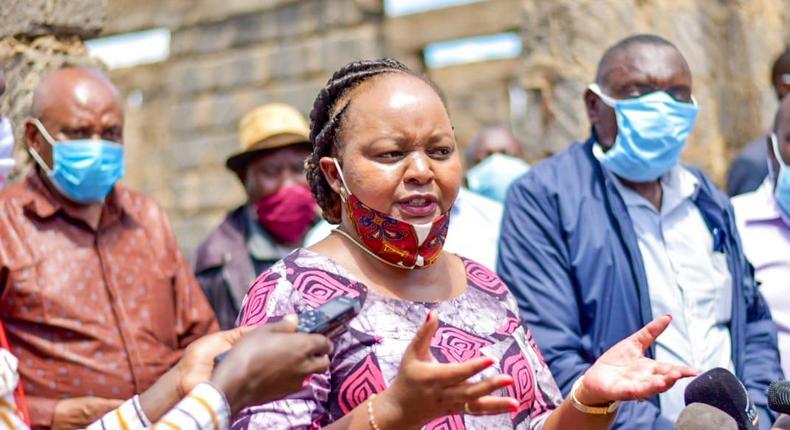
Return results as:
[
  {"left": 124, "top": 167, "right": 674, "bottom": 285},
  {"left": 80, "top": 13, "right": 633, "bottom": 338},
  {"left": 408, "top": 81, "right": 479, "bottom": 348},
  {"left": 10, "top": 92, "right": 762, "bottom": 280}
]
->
[
  {"left": 367, "top": 393, "right": 382, "bottom": 430},
  {"left": 570, "top": 376, "right": 620, "bottom": 415}
]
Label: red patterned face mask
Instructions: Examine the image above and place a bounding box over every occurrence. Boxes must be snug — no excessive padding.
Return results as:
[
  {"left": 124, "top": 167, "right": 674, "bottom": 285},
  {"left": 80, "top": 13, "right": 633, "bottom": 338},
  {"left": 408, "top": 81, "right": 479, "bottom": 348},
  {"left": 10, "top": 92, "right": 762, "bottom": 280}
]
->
[
  {"left": 255, "top": 183, "right": 318, "bottom": 244},
  {"left": 332, "top": 159, "right": 450, "bottom": 269}
]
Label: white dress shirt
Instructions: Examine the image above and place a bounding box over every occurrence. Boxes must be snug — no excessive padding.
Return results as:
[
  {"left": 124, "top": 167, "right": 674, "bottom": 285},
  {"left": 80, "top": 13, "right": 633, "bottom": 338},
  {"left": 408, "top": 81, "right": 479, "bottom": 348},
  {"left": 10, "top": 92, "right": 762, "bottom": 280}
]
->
[
  {"left": 733, "top": 178, "right": 790, "bottom": 377},
  {"left": 595, "top": 145, "right": 735, "bottom": 422}
]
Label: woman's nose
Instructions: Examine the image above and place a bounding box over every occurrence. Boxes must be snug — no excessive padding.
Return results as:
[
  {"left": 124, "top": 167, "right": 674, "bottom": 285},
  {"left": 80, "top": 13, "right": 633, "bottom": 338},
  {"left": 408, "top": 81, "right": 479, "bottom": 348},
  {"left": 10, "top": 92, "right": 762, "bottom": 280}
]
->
[{"left": 403, "top": 153, "right": 434, "bottom": 185}]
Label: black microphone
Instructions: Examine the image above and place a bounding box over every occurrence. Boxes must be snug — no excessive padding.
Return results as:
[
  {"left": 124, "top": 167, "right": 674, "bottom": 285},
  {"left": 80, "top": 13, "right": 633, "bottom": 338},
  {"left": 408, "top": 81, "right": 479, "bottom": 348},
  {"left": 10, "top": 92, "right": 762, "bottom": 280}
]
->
[
  {"left": 684, "top": 367, "right": 759, "bottom": 430},
  {"left": 768, "top": 380, "right": 790, "bottom": 414},
  {"left": 675, "top": 403, "right": 738, "bottom": 430}
]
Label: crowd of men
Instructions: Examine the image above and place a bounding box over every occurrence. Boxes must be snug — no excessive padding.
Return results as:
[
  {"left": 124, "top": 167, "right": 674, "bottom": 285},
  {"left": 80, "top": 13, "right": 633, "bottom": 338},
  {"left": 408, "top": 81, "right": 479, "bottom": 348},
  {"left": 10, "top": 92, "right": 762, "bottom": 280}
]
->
[{"left": 0, "top": 33, "right": 788, "bottom": 430}]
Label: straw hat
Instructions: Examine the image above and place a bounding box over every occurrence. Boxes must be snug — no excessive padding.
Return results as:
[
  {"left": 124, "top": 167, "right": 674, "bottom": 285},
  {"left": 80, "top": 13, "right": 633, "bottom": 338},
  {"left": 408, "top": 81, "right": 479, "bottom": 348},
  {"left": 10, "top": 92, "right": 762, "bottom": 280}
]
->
[{"left": 226, "top": 103, "right": 311, "bottom": 174}]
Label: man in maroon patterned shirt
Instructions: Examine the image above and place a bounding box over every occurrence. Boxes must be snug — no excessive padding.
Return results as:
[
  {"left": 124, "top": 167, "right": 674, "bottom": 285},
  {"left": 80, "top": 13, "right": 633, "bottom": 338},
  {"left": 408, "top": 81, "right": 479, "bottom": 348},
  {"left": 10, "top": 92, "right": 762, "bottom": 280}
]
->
[{"left": 0, "top": 67, "right": 218, "bottom": 429}]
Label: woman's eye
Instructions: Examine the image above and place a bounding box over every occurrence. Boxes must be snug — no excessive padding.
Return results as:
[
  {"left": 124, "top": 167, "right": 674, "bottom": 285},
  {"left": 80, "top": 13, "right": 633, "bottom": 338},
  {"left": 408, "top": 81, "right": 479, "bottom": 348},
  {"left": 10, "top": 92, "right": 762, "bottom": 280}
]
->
[
  {"left": 380, "top": 151, "right": 404, "bottom": 159},
  {"left": 430, "top": 147, "right": 453, "bottom": 157}
]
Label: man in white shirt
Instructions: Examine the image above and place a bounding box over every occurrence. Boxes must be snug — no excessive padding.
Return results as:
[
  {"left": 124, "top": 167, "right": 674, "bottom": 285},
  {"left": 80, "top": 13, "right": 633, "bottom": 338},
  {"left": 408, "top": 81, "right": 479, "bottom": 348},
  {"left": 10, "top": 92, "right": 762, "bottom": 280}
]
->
[{"left": 733, "top": 95, "right": 790, "bottom": 377}]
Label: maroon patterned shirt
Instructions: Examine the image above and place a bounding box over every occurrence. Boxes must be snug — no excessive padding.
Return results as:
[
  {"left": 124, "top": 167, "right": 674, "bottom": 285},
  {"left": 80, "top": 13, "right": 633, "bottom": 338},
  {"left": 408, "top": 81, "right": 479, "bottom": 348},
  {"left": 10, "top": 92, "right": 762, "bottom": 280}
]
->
[
  {"left": 0, "top": 171, "right": 219, "bottom": 427},
  {"left": 233, "top": 249, "right": 561, "bottom": 430}
]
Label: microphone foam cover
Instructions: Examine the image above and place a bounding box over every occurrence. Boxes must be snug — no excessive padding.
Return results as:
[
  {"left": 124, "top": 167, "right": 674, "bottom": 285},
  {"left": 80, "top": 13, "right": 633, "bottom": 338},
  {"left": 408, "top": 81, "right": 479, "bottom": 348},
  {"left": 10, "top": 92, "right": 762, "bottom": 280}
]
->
[
  {"left": 675, "top": 403, "right": 738, "bottom": 430},
  {"left": 768, "top": 380, "right": 790, "bottom": 415},
  {"left": 684, "top": 367, "right": 757, "bottom": 430}
]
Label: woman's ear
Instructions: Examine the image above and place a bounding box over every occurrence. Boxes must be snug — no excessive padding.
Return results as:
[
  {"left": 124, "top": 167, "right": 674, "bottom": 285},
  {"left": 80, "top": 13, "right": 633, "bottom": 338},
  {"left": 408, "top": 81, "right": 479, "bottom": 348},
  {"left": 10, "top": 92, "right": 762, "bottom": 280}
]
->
[{"left": 319, "top": 156, "right": 343, "bottom": 196}]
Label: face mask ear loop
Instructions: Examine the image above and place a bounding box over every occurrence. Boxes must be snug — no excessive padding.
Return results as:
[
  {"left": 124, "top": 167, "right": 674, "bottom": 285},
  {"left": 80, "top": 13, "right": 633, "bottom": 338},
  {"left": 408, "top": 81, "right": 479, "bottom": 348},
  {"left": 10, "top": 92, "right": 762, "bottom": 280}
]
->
[
  {"left": 588, "top": 83, "right": 617, "bottom": 108},
  {"left": 771, "top": 133, "right": 787, "bottom": 168},
  {"left": 332, "top": 158, "right": 352, "bottom": 202},
  {"left": 27, "top": 118, "right": 56, "bottom": 176}
]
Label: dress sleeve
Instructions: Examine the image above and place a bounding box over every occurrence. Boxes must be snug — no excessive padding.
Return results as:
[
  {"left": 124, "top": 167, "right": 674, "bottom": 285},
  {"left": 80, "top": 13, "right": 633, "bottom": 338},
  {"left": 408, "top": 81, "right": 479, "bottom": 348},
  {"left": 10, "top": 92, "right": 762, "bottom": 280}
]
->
[{"left": 232, "top": 264, "right": 331, "bottom": 430}]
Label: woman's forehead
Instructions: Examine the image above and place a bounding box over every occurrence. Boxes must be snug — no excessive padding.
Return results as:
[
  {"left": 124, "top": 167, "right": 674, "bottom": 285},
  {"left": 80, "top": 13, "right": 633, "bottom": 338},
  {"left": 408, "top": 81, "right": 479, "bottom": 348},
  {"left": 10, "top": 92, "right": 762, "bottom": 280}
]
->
[
  {"left": 344, "top": 75, "right": 447, "bottom": 126},
  {"left": 350, "top": 74, "right": 440, "bottom": 108}
]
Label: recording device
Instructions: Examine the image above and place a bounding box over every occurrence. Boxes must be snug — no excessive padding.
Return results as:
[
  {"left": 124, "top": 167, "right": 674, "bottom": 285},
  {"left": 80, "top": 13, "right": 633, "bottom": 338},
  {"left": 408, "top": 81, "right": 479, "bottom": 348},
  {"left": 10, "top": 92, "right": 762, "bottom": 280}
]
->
[
  {"left": 674, "top": 403, "right": 738, "bottom": 430},
  {"left": 295, "top": 296, "right": 362, "bottom": 338},
  {"left": 684, "top": 367, "right": 758, "bottom": 430},
  {"left": 768, "top": 380, "right": 790, "bottom": 414},
  {"left": 214, "top": 296, "right": 362, "bottom": 365}
]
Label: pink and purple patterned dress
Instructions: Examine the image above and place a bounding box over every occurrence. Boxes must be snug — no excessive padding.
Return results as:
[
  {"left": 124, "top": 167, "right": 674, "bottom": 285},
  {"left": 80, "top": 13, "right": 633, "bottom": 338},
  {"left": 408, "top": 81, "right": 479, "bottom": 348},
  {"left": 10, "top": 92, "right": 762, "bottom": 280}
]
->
[{"left": 232, "top": 249, "right": 562, "bottom": 430}]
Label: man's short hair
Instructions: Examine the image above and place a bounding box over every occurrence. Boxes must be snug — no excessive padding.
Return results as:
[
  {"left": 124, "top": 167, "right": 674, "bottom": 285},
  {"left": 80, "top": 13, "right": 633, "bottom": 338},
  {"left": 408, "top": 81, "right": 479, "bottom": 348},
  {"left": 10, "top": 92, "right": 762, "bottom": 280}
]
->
[{"left": 595, "top": 34, "right": 679, "bottom": 85}]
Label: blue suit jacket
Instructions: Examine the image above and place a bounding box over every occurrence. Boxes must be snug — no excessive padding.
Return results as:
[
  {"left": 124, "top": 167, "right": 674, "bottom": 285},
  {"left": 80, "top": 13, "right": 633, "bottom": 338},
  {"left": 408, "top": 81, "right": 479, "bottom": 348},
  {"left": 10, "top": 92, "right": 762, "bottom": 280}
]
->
[{"left": 497, "top": 138, "right": 782, "bottom": 429}]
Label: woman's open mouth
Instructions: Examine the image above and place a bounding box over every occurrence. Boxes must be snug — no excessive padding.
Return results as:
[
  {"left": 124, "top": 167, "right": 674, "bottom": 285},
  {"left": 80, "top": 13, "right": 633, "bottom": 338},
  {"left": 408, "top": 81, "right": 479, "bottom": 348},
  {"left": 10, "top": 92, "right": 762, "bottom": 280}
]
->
[{"left": 397, "top": 195, "right": 439, "bottom": 217}]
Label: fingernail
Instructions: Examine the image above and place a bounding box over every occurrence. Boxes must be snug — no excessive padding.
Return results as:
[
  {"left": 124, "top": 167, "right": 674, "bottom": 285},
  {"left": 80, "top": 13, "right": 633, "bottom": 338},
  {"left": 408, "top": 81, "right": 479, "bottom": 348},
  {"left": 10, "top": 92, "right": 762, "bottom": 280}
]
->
[
  {"left": 501, "top": 378, "right": 514, "bottom": 387},
  {"left": 483, "top": 357, "right": 495, "bottom": 367},
  {"left": 509, "top": 400, "right": 519, "bottom": 412},
  {"left": 424, "top": 311, "right": 433, "bottom": 323},
  {"left": 665, "top": 313, "right": 672, "bottom": 318}
]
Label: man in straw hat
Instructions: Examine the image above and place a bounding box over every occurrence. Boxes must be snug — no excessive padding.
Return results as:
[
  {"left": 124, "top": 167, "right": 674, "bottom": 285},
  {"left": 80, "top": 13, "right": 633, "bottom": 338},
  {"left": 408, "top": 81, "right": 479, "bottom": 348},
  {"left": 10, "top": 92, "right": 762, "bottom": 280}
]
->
[{"left": 193, "top": 103, "right": 318, "bottom": 329}]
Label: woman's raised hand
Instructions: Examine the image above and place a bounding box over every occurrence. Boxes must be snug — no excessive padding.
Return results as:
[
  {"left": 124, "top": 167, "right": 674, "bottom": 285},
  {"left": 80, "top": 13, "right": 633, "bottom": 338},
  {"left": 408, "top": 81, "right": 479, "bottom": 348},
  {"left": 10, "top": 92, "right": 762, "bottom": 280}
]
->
[
  {"left": 372, "top": 311, "right": 518, "bottom": 429},
  {"left": 575, "top": 314, "right": 698, "bottom": 406}
]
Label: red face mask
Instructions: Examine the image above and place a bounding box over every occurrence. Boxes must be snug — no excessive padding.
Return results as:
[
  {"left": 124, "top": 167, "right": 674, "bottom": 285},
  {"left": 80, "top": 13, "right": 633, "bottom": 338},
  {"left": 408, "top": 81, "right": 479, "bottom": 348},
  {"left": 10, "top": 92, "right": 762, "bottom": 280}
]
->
[
  {"left": 255, "top": 184, "right": 317, "bottom": 244},
  {"left": 333, "top": 159, "right": 451, "bottom": 269}
]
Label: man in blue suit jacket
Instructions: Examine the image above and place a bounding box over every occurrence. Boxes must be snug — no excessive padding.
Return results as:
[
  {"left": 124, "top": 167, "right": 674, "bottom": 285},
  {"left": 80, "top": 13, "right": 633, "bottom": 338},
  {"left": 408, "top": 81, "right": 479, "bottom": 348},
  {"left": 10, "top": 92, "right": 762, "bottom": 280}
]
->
[{"left": 498, "top": 34, "right": 782, "bottom": 429}]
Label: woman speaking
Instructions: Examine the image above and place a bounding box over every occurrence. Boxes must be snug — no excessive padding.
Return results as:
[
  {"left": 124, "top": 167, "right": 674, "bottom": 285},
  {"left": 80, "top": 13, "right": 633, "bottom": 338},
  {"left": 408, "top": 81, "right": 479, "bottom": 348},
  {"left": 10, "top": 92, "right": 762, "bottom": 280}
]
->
[{"left": 232, "top": 58, "right": 695, "bottom": 430}]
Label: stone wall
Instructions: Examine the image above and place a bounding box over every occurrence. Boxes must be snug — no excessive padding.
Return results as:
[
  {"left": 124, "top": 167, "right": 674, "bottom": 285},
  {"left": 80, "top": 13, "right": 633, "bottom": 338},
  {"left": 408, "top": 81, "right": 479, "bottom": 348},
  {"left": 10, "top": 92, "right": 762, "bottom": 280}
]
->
[
  {"left": 106, "top": 0, "right": 790, "bottom": 253},
  {"left": 4, "top": 0, "right": 789, "bottom": 254},
  {"left": 382, "top": 0, "right": 524, "bottom": 163},
  {"left": 0, "top": 0, "right": 105, "bottom": 176},
  {"left": 106, "top": 0, "right": 385, "bottom": 251},
  {"left": 516, "top": 0, "right": 790, "bottom": 179}
]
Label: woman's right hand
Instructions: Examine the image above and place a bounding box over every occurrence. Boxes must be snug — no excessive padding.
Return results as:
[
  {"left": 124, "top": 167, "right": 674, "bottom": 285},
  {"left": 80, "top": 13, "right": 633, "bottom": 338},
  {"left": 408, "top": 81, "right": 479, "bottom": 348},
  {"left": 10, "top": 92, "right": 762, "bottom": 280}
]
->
[{"left": 373, "top": 310, "right": 518, "bottom": 429}]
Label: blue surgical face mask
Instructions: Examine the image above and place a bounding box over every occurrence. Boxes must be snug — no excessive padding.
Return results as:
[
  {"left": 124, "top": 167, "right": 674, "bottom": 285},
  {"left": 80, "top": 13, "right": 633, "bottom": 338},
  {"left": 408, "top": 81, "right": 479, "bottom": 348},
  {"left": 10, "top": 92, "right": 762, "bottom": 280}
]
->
[
  {"left": 29, "top": 119, "right": 125, "bottom": 203},
  {"left": 466, "top": 153, "right": 530, "bottom": 202},
  {"left": 770, "top": 133, "right": 790, "bottom": 218},
  {"left": 0, "top": 116, "right": 17, "bottom": 188},
  {"left": 588, "top": 83, "right": 699, "bottom": 182}
]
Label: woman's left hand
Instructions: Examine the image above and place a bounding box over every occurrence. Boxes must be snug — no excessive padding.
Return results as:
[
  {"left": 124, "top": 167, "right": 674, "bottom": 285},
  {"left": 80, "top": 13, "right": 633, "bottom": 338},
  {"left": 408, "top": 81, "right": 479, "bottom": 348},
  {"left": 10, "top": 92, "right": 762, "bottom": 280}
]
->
[{"left": 575, "top": 314, "right": 698, "bottom": 405}]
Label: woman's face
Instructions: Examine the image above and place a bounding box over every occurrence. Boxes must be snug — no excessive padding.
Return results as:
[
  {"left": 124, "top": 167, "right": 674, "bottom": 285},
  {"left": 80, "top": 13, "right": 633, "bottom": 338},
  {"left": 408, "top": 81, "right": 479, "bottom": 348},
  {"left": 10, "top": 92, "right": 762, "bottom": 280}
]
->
[{"left": 322, "top": 73, "right": 461, "bottom": 226}]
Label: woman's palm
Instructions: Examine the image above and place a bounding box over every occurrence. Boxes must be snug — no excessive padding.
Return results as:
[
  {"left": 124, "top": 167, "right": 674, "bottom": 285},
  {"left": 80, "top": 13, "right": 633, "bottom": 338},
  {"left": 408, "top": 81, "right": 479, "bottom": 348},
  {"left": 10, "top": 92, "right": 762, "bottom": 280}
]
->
[{"left": 582, "top": 315, "right": 697, "bottom": 403}]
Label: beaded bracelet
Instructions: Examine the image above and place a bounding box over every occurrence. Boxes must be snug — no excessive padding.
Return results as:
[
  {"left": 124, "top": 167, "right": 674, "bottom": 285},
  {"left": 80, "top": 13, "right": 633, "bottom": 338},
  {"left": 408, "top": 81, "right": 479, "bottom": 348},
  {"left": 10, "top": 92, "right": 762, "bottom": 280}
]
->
[{"left": 367, "top": 393, "right": 382, "bottom": 430}]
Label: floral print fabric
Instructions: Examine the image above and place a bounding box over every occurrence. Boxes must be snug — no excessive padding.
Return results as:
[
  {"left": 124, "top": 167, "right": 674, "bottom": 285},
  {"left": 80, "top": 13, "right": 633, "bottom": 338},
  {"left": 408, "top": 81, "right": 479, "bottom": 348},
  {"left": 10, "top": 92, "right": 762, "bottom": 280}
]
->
[{"left": 233, "top": 249, "right": 561, "bottom": 430}]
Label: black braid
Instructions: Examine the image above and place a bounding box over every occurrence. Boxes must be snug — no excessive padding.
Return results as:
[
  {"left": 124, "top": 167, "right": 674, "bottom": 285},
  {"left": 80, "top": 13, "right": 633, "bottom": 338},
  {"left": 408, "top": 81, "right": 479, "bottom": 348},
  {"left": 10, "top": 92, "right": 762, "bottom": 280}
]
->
[{"left": 305, "top": 58, "right": 422, "bottom": 223}]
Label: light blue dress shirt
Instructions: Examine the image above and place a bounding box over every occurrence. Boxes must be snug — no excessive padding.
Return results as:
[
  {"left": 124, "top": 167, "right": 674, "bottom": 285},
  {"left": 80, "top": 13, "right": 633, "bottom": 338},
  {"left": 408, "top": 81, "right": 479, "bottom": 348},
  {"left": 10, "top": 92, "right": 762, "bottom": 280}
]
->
[{"left": 595, "top": 145, "right": 734, "bottom": 422}]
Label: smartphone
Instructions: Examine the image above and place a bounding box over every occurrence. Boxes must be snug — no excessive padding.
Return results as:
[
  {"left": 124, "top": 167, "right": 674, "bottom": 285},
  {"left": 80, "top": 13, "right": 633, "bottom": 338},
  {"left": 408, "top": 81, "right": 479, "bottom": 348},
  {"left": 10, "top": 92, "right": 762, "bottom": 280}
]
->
[
  {"left": 296, "top": 295, "right": 362, "bottom": 337},
  {"left": 214, "top": 296, "right": 362, "bottom": 365}
]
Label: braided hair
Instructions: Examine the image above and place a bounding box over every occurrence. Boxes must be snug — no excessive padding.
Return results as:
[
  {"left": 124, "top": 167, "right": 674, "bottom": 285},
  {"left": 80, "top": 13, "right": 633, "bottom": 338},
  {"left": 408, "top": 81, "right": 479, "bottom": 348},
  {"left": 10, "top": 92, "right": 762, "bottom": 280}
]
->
[{"left": 305, "top": 58, "right": 442, "bottom": 223}]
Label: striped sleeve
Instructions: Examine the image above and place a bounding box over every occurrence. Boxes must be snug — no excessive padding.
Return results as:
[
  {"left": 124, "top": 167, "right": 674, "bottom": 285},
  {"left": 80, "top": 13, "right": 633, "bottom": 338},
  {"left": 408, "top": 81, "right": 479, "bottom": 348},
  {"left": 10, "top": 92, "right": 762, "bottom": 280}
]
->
[
  {"left": 149, "top": 383, "right": 230, "bottom": 430},
  {"left": 0, "top": 396, "right": 27, "bottom": 430},
  {"left": 86, "top": 395, "right": 151, "bottom": 430},
  {"left": 0, "top": 349, "right": 28, "bottom": 430}
]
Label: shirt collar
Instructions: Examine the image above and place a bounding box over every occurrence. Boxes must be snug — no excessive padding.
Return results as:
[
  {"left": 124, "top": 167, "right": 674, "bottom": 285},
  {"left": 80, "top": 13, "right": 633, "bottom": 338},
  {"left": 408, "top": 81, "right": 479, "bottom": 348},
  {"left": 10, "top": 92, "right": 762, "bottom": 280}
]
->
[
  {"left": 244, "top": 205, "right": 292, "bottom": 261},
  {"left": 22, "top": 169, "right": 129, "bottom": 228},
  {"left": 593, "top": 142, "right": 700, "bottom": 215},
  {"left": 737, "top": 178, "right": 788, "bottom": 225}
]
